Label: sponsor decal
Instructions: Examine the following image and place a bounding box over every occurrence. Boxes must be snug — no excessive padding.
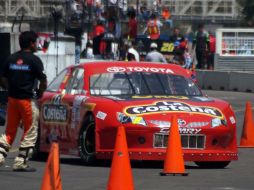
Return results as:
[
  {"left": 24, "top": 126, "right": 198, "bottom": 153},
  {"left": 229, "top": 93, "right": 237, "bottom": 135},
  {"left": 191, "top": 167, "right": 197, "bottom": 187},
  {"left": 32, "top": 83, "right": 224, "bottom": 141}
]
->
[
  {"left": 9, "top": 64, "right": 30, "bottom": 71},
  {"left": 52, "top": 94, "right": 63, "bottom": 105},
  {"left": 71, "top": 96, "right": 88, "bottom": 128},
  {"left": 17, "top": 59, "right": 23, "bottom": 65},
  {"left": 106, "top": 67, "right": 174, "bottom": 74},
  {"left": 42, "top": 104, "right": 69, "bottom": 123},
  {"left": 124, "top": 101, "right": 223, "bottom": 118},
  {"left": 178, "top": 119, "right": 186, "bottom": 126},
  {"left": 160, "top": 127, "right": 202, "bottom": 134},
  {"left": 229, "top": 116, "right": 236, "bottom": 124},
  {"left": 131, "top": 95, "right": 189, "bottom": 100},
  {"left": 96, "top": 111, "right": 107, "bottom": 120}
]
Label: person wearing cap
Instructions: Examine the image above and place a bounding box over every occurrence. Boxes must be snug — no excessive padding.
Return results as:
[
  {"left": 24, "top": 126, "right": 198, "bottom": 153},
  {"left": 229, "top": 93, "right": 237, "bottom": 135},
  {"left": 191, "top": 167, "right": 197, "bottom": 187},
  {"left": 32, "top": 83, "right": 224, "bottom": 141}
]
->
[
  {"left": 145, "top": 43, "right": 167, "bottom": 63},
  {"left": 127, "top": 42, "right": 140, "bottom": 62}
]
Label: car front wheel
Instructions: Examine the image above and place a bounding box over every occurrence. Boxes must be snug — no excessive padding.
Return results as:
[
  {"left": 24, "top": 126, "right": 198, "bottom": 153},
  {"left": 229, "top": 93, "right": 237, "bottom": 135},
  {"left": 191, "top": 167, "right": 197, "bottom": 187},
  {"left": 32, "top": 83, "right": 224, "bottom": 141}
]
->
[{"left": 78, "top": 115, "right": 96, "bottom": 164}]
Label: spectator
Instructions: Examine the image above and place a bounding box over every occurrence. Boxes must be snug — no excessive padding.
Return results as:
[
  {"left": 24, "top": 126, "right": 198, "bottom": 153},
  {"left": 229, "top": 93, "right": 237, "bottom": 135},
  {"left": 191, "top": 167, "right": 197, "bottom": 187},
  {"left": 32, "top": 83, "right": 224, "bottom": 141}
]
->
[
  {"left": 171, "top": 27, "right": 186, "bottom": 65},
  {"left": 127, "top": 42, "right": 140, "bottom": 62},
  {"left": 0, "top": 31, "right": 47, "bottom": 172},
  {"left": 86, "top": 0, "right": 94, "bottom": 20},
  {"left": 118, "top": 0, "right": 128, "bottom": 19},
  {"left": 93, "top": 20, "right": 105, "bottom": 58},
  {"left": 139, "top": 4, "right": 150, "bottom": 22},
  {"left": 143, "top": 13, "right": 163, "bottom": 40},
  {"left": 161, "top": 6, "right": 173, "bottom": 28},
  {"left": 208, "top": 32, "right": 216, "bottom": 70},
  {"left": 192, "top": 24, "right": 210, "bottom": 69},
  {"left": 86, "top": 40, "right": 94, "bottom": 59},
  {"left": 183, "top": 49, "right": 193, "bottom": 69},
  {"left": 145, "top": 43, "right": 167, "bottom": 63},
  {"left": 127, "top": 11, "right": 137, "bottom": 40}
]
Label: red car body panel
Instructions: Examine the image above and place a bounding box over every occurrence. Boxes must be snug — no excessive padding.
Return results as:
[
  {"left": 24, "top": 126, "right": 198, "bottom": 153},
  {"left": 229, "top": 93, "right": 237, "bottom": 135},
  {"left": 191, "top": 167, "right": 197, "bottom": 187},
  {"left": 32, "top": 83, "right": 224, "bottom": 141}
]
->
[{"left": 39, "top": 62, "right": 238, "bottom": 161}]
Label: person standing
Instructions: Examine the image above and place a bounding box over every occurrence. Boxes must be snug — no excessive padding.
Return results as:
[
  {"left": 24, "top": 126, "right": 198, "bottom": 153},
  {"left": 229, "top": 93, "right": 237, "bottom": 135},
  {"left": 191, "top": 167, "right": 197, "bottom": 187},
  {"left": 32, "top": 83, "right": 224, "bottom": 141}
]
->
[
  {"left": 93, "top": 20, "right": 105, "bottom": 58},
  {"left": 171, "top": 27, "right": 186, "bottom": 65},
  {"left": 127, "top": 11, "right": 137, "bottom": 40},
  {"left": 0, "top": 31, "right": 47, "bottom": 172},
  {"left": 127, "top": 42, "right": 140, "bottom": 62},
  {"left": 145, "top": 43, "right": 167, "bottom": 63},
  {"left": 192, "top": 24, "right": 210, "bottom": 69},
  {"left": 208, "top": 32, "right": 216, "bottom": 70},
  {"left": 143, "top": 13, "right": 163, "bottom": 41}
]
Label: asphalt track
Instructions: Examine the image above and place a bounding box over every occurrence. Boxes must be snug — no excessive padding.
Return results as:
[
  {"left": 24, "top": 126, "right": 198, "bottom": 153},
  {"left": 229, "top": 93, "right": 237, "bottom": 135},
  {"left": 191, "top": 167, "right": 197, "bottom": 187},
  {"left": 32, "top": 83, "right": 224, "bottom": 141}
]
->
[{"left": 0, "top": 90, "right": 254, "bottom": 190}]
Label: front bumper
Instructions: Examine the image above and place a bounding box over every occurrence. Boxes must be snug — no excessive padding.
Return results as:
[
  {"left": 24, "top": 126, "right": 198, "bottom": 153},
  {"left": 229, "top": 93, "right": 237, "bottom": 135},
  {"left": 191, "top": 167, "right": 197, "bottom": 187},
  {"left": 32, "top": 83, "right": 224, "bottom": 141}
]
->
[{"left": 96, "top": 126, "right": 238, "bottom": 161}]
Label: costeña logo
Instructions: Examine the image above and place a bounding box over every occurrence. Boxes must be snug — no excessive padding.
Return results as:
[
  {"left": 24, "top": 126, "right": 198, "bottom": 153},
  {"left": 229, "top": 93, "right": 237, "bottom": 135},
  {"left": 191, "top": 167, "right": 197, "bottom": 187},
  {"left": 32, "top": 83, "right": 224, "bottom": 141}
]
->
[{"left": 107, "top": 67, "right": 126, "bottom": 73}]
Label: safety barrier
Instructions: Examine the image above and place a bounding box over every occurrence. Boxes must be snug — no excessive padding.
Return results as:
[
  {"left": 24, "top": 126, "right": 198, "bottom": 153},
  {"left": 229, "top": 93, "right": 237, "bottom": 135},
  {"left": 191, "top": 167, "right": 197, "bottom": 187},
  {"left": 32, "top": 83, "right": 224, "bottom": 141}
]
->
[{"left": 196, "top": 70, "right": 254, "bottom": 92}]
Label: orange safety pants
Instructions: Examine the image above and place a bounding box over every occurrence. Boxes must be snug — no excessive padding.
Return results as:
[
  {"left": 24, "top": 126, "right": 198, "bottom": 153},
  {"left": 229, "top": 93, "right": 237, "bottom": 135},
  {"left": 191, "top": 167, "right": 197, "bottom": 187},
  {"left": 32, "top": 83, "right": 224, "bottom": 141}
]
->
[{"left": 0, "top": 97, "right": 39, "bottom": 154}]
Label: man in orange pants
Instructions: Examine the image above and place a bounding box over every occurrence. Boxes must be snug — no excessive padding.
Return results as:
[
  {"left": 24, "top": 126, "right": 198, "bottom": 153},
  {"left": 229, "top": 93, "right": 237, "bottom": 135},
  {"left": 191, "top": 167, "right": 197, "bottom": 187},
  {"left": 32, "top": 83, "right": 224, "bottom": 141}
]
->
[{"left": 0, "top": 31, "right": 47, "bottom": 172}]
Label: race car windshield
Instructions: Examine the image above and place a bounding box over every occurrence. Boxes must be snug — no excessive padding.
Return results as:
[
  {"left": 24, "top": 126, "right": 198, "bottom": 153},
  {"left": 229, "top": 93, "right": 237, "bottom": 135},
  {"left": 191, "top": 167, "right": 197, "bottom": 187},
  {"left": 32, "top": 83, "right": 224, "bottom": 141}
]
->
[{"left": 90, "top": 72, "right": 202, "bottom": 96}]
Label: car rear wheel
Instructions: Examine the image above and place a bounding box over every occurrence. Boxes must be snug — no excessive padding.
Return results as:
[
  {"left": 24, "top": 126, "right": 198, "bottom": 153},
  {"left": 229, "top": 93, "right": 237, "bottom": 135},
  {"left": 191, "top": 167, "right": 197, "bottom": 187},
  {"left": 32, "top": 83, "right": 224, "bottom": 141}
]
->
[
  {"left": 78, "top": 115, "right": 96, "bottom": 164},
  {"left": 195, "top": 161, "right": 231, "bottom": 169}
]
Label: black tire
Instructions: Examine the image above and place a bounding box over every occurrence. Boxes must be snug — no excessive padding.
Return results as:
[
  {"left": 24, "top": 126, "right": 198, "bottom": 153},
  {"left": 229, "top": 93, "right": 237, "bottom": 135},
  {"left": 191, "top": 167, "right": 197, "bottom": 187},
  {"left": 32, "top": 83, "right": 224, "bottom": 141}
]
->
[
  {"left": 78, "top": 114, "right": 96, "bottom": 164},
  {"left": 31, "top": 125, "right": 48, "bottom": 161},
  {"left": 195, "top": 161, "right": 231, "bottom": 169}
]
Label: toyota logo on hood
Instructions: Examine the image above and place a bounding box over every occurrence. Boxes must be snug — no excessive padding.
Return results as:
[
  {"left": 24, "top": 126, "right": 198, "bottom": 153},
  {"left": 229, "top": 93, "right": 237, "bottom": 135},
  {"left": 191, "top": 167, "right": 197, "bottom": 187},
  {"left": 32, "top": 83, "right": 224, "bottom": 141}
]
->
[{"left": 107, "top": 67, "right": 126, "bottom": 72}]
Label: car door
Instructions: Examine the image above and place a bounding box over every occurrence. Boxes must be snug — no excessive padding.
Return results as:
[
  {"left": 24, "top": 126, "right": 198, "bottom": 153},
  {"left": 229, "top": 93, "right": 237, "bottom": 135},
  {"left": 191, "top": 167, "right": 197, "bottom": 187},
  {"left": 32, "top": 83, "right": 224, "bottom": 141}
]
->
[
  {"left": 59, "top": 66, "right": 87, "bottom": 153},
  {"left": 40, "top": 66, "right": 86, "bottom": 154}
]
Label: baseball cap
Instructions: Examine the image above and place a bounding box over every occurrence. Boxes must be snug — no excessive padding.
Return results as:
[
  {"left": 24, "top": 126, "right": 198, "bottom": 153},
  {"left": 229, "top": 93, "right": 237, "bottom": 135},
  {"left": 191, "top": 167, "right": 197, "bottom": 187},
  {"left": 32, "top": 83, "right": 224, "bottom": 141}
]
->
[{"left": 150, "top": 42, "right": 158, "bottom": 48}]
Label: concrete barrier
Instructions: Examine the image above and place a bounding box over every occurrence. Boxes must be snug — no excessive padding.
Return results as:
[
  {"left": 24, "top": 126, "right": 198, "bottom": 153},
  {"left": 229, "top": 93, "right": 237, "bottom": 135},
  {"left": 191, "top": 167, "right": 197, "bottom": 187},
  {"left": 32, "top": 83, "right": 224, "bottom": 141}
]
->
[
  {"left": 229, "top": 72, "right": 254, "bottom": 92},
  {"left": 196, "top": 70, "right": 254, "bottom": 93}
]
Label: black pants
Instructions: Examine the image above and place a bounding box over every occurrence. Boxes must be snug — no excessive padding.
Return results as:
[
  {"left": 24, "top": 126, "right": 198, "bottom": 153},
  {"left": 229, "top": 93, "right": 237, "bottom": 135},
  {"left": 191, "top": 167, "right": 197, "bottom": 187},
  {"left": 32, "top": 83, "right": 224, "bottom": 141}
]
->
[{"left": 196, "top": 50, "right": 207, "bottom": 69}]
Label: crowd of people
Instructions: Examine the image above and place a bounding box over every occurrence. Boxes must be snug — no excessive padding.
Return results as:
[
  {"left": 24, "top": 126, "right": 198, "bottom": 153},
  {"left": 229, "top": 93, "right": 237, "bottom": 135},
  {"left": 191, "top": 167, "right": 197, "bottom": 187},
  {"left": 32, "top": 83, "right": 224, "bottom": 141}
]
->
[{"left": 70, "top": 0, "right": 216, "bottom": 70}]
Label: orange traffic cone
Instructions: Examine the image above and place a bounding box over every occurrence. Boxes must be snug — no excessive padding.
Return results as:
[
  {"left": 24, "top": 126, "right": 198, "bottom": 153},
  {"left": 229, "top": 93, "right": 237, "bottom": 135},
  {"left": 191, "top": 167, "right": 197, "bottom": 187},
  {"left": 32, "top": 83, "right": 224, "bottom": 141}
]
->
[
  {"left": 107, "top": 126, "right": 134, "bottom": 190},
  {"left": 239, "top": 101, "right": 254, "bottom": 147},
  {"left": 41, "top": 143, "right": 62, "bottom": 190},
  {"left": 160, "top": 115, "right": 188, "bottom": 176}
]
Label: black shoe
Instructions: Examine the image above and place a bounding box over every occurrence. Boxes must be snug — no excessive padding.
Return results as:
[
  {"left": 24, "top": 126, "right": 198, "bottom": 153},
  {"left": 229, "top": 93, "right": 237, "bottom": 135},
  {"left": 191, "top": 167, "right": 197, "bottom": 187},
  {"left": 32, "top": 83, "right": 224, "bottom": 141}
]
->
[{"left": 13, "top": 165, "right": 36, "bottom": 172}]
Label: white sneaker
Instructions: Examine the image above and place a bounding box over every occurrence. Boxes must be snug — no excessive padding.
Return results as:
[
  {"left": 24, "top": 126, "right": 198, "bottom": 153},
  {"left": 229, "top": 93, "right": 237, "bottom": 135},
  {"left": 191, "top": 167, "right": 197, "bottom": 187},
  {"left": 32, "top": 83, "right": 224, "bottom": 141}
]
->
[
  {"left": 13, "top": 157, "right": 36, "bottom": 172},
  {"left": 0, "top": 153, "right": 5, "bottom": 167}
]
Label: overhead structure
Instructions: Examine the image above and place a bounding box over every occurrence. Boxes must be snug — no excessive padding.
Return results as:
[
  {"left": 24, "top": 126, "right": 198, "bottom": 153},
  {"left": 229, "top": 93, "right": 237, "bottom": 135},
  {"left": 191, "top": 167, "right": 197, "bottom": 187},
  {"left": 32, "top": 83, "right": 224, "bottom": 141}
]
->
[
  {"left": 0, "top": 0, "right": 64, "bottom": 21},
  {"left": 137, "top": 0, "right": 240, "bottom": 21},
  {"left": 0, "top": 0, "right": 241, "bottom": 22}
]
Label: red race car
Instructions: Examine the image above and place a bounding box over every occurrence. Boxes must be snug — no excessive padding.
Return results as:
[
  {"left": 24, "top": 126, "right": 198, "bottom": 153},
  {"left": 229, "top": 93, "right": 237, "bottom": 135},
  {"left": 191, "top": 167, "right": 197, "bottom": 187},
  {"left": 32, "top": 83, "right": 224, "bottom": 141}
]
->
[{"left": 35, "top": 62, "right": 238, "bottom": 168}]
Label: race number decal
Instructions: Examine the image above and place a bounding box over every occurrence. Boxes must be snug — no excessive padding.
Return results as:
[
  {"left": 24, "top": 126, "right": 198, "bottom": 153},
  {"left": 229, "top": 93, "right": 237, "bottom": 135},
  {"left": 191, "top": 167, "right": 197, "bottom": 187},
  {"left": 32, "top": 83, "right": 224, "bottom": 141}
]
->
[{"left": 160, "top": 42, "right": 174, "bottom": 53}]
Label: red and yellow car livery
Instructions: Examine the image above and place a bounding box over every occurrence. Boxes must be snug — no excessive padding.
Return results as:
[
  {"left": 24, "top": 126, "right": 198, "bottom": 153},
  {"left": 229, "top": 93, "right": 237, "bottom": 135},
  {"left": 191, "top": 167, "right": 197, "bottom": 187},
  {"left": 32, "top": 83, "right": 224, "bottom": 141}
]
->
[{"left": 35, "top": 62, "right": 238, "bottom": 168}]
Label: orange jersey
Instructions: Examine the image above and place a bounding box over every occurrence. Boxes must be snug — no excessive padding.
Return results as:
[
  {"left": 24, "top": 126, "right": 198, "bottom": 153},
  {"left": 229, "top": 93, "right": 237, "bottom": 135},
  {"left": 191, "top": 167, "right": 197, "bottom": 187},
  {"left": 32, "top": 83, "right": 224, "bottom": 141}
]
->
[{"left": 147, "top": 20, "right": 160, "bottom": 40}]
